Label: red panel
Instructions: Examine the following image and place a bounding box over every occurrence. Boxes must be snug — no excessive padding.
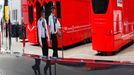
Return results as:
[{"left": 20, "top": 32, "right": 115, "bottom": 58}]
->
[
  {"left": 91, "top": 0, "right": 114, "bottom": 52},
  {"left": 22, "top": 0, "right": 29, "bottom": 25},
  {"left": 60, "top": 0, "right": 91, "bottom": 47},
  {"left": 91, "top": 0, "right": 134, "bottom": 53},
  {"left": 22, "top": 0, "right": 92, "bottom": 48}
]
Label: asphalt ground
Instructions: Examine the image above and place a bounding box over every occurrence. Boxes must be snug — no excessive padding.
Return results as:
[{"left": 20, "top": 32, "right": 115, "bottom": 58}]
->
[{"left": 0, "top": 55, "right": 134, "bottom": 75}]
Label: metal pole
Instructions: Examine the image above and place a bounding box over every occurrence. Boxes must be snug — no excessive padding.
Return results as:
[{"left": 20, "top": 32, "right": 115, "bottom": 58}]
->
[
  {"left": 1, "top": 18, "right": 4, "bottom": 45},
  {"left": 5, "top": 23, "right": 8, "bottom": 50},
  {"left": 4, "top": 0, "right": 9, "bottom": 51},
  {"left": 54, "top": 59, "right": 57, "bottom": 75},
  {"left": 8, "top": 0, "right": 12, "bottom": 51},
  {"left": 0, "top": 31, "right": 1, "bottom": 51},
  {"left": 60, "top": 26, "right": 64, "bottom": 59},
  {"left": 8, "top": 18, "right": 11, "bottom": 51}
]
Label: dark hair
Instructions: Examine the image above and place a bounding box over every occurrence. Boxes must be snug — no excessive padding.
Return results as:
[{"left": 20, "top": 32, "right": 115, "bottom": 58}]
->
[
  {"left": 50, "top": 6, "right": 55, "bottom": 9},
  {"left": 41, "top": 10, "right": 45, "bottom": 14}
]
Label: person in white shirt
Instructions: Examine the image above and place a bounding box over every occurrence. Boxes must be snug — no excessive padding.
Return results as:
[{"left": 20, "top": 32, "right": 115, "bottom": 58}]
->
[
  {"left": 43, "top": 6, "right": 61, "bottom": 75},
  {"left": 48, "top": 6, "right": 61, "bottom": 58},
  {"left": 38, "top": 11, "right": 50, "bottom": 56}
]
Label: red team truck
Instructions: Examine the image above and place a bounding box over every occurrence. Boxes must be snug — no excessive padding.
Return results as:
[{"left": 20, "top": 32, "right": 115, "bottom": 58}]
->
[
  {"left": 91, "top": 0, "right": 134, "bottom": 55},
  {"left": 22, "top": 0, "right": 134, "bottom": 54},
  {"left": 20, "top": 0, "right": 134, "bottom": 68},
  {"left": 22, "top": 0, "right": 91, "bottom": 48},
  {"left": 20, "top": 0, "right": 134, "bottom": 70}
]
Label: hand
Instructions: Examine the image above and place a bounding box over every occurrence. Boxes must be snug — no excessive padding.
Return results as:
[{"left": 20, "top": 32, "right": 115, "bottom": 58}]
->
[
  {"left": 59, "top": 37, "right": 62, "bottom": 41},
  {"left": 57, "top": 30, "right": 62, "bottom": 37},
  {"left": 39, "top": 43, "right": 42, "bottom": 47},
  {"left": 40, "top": 44, "right": 42, "bottom": 47},
  {"left": 48, "top": 40, "right": 52, "bottom": 45},
  {"left": 48, "top": 38, "right": 50, "bottom": 42}
]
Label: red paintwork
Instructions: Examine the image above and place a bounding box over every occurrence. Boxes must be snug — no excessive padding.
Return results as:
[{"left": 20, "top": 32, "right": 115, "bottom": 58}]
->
[
  {"left": 22, "top": 0, "right": 29, "bottom": 26},
  {"left": 22, "top": 0, "right": 92, "bottom": 48},
  {"left": 91, "top": 0, "right": 134, "bottom": 52},
  {"left": 24, "top": 53, "right": 134, "bottom": 69}
]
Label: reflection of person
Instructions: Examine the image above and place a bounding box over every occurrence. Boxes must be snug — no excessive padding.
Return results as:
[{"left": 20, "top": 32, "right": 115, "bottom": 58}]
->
[
  {"left": 32, "top": 11, "right": 50, "bottom": 75},
  {"left": 48, "top": 6, "right": 61, "bottom": 58}
]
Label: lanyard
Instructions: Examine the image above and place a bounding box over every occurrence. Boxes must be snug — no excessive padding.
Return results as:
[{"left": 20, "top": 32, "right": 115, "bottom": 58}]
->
[
  {"left": 53, "top": 16, "right": 56, "bottom": 32},
  {"left": 42, "top": 19, "right": 47, "bottom": 37}
]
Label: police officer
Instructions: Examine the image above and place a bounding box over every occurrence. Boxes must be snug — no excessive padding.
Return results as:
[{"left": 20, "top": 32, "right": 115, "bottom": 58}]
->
[
  {"left": 38, "top": 10, "right": 50, "bottom": 56},
  {"left": 32, "top": 10, "right": 50, "bottom": 74},
  {"left": 48, "top": 6, "right": 61, "bottom": 58}
]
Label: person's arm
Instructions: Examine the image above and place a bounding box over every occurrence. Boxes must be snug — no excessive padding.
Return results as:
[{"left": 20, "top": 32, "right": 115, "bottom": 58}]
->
[
  {"left": 56, "top": 19, "right": 62, "bottom": 38},
  {"left": 56, "top": 19, "right": 61, "bottom": 28},
  {"left": 38, "top": 20, "right": 42, "bottom": 47}
]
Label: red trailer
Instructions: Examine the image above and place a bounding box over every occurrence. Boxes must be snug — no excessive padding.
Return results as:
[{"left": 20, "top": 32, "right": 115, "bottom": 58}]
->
[
  {"left": 22, "top": 0, "right": 91, "bottom": 48},
  {"left": 19, "top": 0, "right": 134, "bottom": 70},
  {"left": 91, "top": 0, "right": 134, "bottom": 54}
]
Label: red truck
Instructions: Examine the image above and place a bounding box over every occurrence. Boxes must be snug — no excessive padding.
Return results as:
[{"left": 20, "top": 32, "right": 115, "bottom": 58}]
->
[
  {"left": 22, "top": 0, "right": 92, "bottom": 48},
  {"left": 91, "top": 0, "right": 134, "bottom": 55}
]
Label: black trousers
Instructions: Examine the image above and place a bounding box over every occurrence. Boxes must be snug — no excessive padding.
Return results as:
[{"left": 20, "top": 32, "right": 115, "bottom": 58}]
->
[
  {"left": 41, "top": 38, "right": 48, "bottom": 56},
  {"left": 51, "top": 34, "right": 58, "bottom": 57}
]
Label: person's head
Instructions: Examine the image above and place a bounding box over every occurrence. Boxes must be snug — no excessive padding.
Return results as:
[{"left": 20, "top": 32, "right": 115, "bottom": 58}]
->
[
  {"left": 50, "top": 6, "right": 55, "bottom": 14},
  {"left": 41, "top": 10, "right": 45, "bottom": 18}
]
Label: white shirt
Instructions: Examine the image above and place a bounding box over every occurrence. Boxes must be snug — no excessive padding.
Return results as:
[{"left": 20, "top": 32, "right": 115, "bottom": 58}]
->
[
  {"left": 37, "top": 17, "right": 49, "bottom": 45},
  {"left": 48, "top": 13, "right": 61, "bottom": 34}
]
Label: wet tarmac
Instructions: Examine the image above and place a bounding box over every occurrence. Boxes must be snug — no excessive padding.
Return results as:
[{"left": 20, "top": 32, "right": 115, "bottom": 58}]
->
[{"left": 0, "top": 55, "right": 134, "bottom": 75}]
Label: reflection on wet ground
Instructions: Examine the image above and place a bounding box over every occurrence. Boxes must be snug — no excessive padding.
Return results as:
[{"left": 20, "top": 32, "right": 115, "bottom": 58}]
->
[{"left": 0, "top": 55, "right": 134, "bottom": 75}]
